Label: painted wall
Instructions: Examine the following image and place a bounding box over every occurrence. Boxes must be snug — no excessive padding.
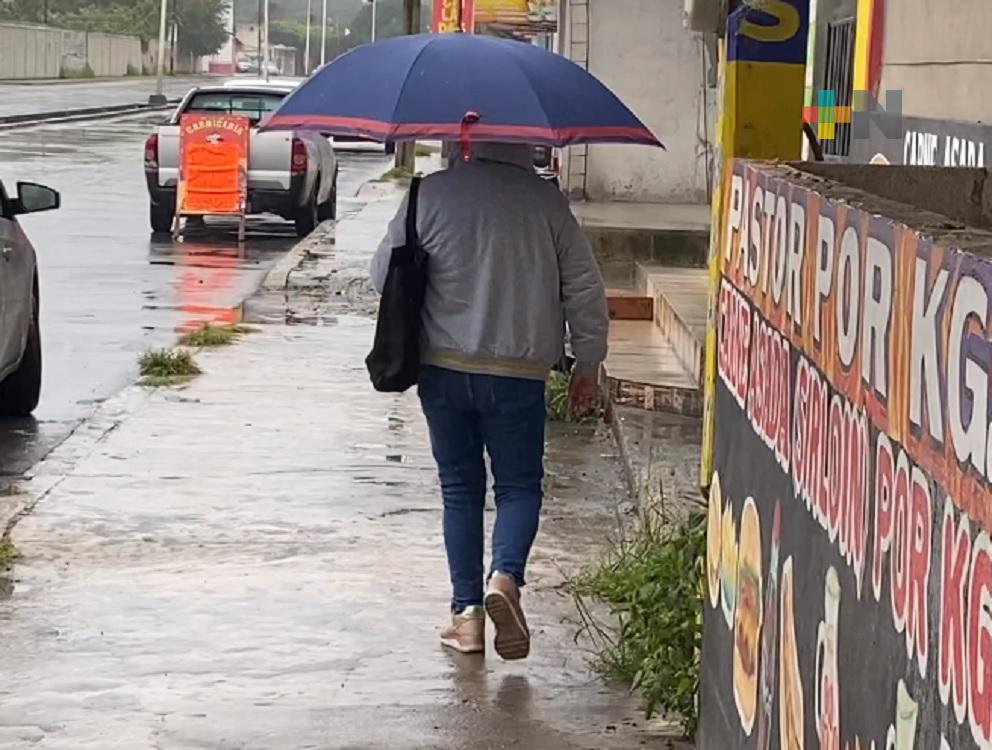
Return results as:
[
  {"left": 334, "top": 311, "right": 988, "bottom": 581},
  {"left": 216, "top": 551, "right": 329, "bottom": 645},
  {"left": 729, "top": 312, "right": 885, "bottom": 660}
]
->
[
  {"left": 699, "top": 158, "right": 992, "bottom": 750},
  {"left": 879, "top": 0, "right": 992, "bottom": 123},
  {"left": 561, "top": 0, "right": 715, "bottom": 204}
]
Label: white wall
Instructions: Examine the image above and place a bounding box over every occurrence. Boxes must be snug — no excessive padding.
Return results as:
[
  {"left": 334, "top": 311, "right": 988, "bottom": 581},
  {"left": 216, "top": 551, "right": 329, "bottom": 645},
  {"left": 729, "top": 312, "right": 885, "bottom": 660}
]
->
[
  {"left": 0, "top": 23, "right": 142, "bottom": 79},
  {"left": 86, "top": 32, "right": 142, "bottom": 77},
  {"left": 561, "top": 0, "right": 715, "bottom": 204},
  {"left": 0, "top": 23, "right": 63, "bottom": 80},
  {"left": 879, "top": 0, "right": 992, "bottom": 123}
]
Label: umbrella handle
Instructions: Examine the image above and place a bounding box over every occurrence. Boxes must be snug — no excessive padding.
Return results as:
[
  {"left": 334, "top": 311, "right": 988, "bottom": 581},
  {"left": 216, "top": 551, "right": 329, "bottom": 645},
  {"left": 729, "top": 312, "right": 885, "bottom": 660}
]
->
[{"left": 460, "top": 111, "right": 480, "bottom": 162}]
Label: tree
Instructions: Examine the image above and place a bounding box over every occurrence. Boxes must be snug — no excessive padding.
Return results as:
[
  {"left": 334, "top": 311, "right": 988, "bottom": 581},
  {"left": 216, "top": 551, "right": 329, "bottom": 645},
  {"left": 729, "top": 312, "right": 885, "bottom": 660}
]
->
[
  {"left": 348, "top": 0, "right": 427, "bottom": 42},
  {"left": 177, "top": 0, "right": 231, "bottom": 57}
]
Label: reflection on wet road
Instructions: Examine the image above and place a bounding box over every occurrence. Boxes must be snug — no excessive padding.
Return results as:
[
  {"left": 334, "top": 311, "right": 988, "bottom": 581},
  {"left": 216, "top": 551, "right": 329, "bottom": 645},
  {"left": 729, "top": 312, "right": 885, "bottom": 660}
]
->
[{"left": 0, "top": 111, "right": 389, "bottom": 486}]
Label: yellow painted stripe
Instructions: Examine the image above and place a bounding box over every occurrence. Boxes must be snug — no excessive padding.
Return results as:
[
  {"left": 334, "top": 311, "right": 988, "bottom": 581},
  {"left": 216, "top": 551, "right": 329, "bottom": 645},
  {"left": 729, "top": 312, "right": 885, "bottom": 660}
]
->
[{"left": 852, "top": 0, "right": 874, "bottom": 92}]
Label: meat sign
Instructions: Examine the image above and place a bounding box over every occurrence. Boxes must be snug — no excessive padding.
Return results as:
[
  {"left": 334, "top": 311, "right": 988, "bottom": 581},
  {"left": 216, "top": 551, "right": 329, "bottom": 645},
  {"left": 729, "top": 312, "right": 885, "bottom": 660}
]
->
[{"left": 699, "top": 159, "right": 992, "bottom": 750}]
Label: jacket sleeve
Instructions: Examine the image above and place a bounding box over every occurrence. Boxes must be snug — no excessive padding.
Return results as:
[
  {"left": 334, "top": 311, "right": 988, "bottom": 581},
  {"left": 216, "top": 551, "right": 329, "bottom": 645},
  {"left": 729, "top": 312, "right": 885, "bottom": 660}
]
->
[
  {"left": 369, "top": 191, "right": 410, "bottom": 294},
  {"left": 556, "top": 207, "right": 609, "bottom": 368}
]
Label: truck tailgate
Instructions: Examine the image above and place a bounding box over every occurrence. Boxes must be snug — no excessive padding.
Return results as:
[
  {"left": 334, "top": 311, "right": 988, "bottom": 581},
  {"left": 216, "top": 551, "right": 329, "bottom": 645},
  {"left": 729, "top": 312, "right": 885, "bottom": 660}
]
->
[{"left": 156, "top": 127, "right": 293, "bottom": 191}]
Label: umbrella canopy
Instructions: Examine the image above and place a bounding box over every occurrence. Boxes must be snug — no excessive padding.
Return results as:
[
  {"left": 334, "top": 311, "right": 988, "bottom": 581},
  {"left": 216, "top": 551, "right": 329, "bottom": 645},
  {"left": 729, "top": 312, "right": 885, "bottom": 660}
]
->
[{"left": 262, "top": 33, "right": 662, "bottom": 148}]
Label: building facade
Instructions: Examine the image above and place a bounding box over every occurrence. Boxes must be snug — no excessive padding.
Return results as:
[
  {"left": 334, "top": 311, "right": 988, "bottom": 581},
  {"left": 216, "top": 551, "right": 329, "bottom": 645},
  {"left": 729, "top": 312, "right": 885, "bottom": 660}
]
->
[
  {"left": 809, "top": 0, "right": 992, "bottom": 165},
  {"left": 557, "top": 0, "right": 716, "bottom": 204}
]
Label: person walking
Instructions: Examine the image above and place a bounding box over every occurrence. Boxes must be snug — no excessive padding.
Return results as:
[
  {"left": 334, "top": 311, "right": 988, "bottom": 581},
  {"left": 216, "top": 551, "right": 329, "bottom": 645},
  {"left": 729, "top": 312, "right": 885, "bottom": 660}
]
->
[{"left": 370, "top": 142, "right": 608, "bottom": 661}]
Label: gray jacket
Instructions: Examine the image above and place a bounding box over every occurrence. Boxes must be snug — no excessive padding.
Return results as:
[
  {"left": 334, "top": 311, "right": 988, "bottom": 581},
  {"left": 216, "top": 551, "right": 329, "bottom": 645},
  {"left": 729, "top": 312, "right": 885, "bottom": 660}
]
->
[{"left": 370, "top": 143, "right": 608, "bottom": 382}]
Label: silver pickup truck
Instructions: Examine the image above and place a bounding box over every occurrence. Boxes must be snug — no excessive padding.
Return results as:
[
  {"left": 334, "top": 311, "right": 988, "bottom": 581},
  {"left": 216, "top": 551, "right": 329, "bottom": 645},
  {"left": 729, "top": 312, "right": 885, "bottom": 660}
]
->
[{"left": 144, "top": 80, "right": 338, "bottom": 238}]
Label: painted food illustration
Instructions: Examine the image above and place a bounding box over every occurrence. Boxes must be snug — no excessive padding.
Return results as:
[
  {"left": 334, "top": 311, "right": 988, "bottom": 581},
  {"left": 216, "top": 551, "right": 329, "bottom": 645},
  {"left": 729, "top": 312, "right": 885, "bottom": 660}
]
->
[
  {"left": 733, "top": 497, "right": 763, "bottom": 736},
  {"left": 706, "top": 471, "right": 723, "bottom": 608},
  {"left": 720, "top": 502, "right": 739, "bottom": 628},
  {"left": 779, "top": 557, "right": 804, "bottom": 750}
]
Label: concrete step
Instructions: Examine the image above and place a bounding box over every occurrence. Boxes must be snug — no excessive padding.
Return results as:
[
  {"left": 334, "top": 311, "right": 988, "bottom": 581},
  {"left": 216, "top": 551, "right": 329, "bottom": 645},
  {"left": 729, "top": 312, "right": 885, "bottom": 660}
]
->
[
  {"left": 637, "top": 265, "right": 710, "bottom": 385},
  {"left": 573, "top": 202, "right": 711, "bottom": 288},
  {"left": 604, "top": 320, "right": 702, "bottom": 417},
  {"left": 606, "top": 288, "right": 654, "bottom": 321}
]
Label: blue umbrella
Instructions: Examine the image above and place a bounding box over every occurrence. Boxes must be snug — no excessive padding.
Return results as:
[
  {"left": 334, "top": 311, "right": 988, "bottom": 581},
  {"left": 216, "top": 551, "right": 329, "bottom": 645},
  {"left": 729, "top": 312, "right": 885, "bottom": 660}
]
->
[{"left": 262, "top": 33, "right": 662, "bottom": 148}]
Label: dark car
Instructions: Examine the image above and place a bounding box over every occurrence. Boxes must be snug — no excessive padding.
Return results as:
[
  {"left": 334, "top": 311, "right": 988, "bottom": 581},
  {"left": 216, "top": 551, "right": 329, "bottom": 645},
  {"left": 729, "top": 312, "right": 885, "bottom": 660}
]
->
[{"left": 0, "top": 179, "right": 60, "bottom": 416}]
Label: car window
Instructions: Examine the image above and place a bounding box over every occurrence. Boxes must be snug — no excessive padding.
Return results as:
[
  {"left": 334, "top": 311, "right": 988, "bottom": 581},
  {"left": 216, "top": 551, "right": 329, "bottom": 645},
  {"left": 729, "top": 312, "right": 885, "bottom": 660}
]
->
[
  {"left": 0, "top": 181, "right": 10, "bottom": 219},
  {"left": 184, "top": 91, "right": 287, "bottom": 124}
]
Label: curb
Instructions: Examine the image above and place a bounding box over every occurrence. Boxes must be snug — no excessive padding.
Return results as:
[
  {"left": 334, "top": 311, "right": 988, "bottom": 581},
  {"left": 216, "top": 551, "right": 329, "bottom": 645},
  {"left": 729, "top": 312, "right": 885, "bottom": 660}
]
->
[
  {"left": 1, "top": 386, "right": 151, "bottom": 537},
  {"left": 261, "top": 221, "right": 335, "bottom": 292},
  {"left": 261, "top": 180, "right": 406, "bottom": 293},
  {"left": 0, "top": 100, "right": 177, "bottom": 130}
]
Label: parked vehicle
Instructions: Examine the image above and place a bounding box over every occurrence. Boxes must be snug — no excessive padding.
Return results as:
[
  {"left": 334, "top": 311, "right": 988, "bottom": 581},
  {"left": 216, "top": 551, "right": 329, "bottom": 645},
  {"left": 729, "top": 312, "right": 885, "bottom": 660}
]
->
[
  {"left": 144, "top": 82, "right": 337, "bottom": 238},
  {"left": 0, "top": 179, "right": 60, "bottom": 416},
  {"left": 533, "top": 145, "right": 560, "bottom": 187}
]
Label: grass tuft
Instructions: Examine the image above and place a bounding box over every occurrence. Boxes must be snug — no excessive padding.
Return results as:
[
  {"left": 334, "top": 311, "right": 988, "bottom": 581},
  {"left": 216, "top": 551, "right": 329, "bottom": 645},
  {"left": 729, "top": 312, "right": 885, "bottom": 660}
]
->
[
  {"left": 179, "top": 323, "right": 256, "bottom": 348},
  {"left": 60, "top": 64, "right": 95, "bottom": 80},
  {"left": 138, "top": 349, "right": 201, "bottom": 387},
  {"left": 0, "top": 537, "right": 21, "bottom": 573},
  {"left": 572, "top": 511, "right": 706, "bottom": 737},
  {"left": 376, "top": 166, "right": 422, "bottom": 183}
]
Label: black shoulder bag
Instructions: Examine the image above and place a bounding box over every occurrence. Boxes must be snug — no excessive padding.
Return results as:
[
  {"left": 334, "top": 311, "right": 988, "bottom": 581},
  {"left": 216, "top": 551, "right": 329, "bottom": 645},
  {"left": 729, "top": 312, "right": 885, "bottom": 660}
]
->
[{"left": 365, "top": 177, "right": 428, "bottom": 392}]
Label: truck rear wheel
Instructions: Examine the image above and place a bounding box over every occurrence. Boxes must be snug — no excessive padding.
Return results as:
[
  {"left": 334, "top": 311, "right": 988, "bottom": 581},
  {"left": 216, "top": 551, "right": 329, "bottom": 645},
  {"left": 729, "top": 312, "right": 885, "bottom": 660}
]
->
[
  {"left": 0, "top": 285, "right": 42, "bottom": 417},
  {"left": 294, "top": 190, "right": 319, "bottom": 238},
  {"left": 150, "top": 201, "right": 174, "bottom": 235},
  {"left": 318, "top": 174, "right": 337, "bottom": 222}
]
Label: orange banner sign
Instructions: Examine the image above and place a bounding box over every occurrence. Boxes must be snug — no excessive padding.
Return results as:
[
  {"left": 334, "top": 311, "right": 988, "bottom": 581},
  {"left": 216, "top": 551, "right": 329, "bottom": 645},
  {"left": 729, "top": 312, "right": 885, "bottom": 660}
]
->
[{"left": 178, "top": 114, "right": 249, "bottom": 217}]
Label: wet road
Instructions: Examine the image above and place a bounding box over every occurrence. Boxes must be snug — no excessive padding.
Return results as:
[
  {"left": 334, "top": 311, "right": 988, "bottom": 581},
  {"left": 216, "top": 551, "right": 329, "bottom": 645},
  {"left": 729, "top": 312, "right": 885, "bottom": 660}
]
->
[
  {"left": 0, "top": 112, "right": 390, "bottom": 489},
  {"left": 0, "top": 77, "right": 207, "bottom": 118}
]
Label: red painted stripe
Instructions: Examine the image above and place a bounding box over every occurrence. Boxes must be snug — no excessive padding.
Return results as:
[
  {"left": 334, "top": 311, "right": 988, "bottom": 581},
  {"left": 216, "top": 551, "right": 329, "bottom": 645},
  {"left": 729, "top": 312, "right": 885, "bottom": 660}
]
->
[{"left": 265, "top": 114, "right": 662, "bottom": 146}]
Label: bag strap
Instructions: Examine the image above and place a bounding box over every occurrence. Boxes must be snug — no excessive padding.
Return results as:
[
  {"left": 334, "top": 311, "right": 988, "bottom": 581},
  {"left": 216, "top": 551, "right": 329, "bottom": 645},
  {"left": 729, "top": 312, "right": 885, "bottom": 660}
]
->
[{"left": 406, "top": 177, "right": 422, "bottom": 246}]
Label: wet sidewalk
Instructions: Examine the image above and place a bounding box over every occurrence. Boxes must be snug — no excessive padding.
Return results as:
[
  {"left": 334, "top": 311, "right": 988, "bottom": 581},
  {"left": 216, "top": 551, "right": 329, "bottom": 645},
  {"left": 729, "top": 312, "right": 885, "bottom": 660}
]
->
[{"left": 0, "top": 316, "right": 673, "bottom": 748}]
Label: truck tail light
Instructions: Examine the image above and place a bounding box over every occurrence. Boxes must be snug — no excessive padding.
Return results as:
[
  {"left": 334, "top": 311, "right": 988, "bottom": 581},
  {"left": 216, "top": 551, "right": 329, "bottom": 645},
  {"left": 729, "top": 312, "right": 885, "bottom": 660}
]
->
[
  {"left": 144, "top": 133, "right": 159, "bottom": 170},
  {"left": 291, "top": 138, "right": 308, "bottom": 174}
]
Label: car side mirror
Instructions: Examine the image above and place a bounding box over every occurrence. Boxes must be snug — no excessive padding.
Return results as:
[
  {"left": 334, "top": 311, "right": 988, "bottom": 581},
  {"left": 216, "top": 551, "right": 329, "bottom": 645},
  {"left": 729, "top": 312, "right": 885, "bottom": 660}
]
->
[{"left": 13, "top": 182, "right": 60, "bottom": 216}]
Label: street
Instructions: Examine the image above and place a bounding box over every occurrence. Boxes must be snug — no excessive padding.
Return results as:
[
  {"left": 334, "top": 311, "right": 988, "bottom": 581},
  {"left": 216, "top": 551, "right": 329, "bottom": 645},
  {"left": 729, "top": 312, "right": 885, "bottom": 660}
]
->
[
  {"left": 0, "top": 109, "right": 390, "bottom": 491},
  {"left": 0, "top": 77, "right": 207, "bottom": 118}
]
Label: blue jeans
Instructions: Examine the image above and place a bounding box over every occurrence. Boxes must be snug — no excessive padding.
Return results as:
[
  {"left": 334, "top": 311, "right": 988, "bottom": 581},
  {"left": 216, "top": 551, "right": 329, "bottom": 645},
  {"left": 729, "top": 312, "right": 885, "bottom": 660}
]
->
[{"left": 418, "top": 366, "right": 546, "bottom": 611}]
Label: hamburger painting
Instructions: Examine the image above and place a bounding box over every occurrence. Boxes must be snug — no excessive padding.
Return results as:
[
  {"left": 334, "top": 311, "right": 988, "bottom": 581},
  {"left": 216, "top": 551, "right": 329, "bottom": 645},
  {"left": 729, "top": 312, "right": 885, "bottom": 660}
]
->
[{"left": 733, "top": 497, "right": 763, "bottom": 735}]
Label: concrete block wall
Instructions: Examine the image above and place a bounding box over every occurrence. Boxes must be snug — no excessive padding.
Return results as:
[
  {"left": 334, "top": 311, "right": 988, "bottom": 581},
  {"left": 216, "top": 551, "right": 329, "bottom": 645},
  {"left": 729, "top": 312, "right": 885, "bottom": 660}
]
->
[
  {"left": 60, "top": 30, "right": 88, "bottom": 74},
  {"left": 144, "top": 42, "right": 201, "bottom": 75},
  {"left": 86, "top": 32, "right": 143, "bottom": 77},
  {"left": 0, "top": 23, "right": 63, "bottom": 79},
  {"left": 0, "top": 22, "right": 144, "bottom": 79}
]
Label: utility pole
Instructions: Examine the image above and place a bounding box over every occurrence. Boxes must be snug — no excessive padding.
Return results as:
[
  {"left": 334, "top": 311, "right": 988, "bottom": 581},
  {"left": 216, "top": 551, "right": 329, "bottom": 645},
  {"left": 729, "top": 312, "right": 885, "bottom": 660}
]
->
[
  {"left": 256, "top": 0, "right": 262, "bottom": 68},
  {"left": 320, "top": 0, "right": 328, "bottom": 66},
  {"left": 395, "top": 0, "right": 420, "bottom": 171},
  {"left": 149, "top": 0, "right": 169, "bottom": 104},
  {"left": 262, "top": 0, "right": 271, "bottom": 81},
  {"left": 169, "top": 0, "right": 178, "bottom": 76},
  {"left": 370, "top": 0, "right": 377, "bottom": 43},
  {"left": 304, "top": 0, "right": 312, "bottom": 74}
]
